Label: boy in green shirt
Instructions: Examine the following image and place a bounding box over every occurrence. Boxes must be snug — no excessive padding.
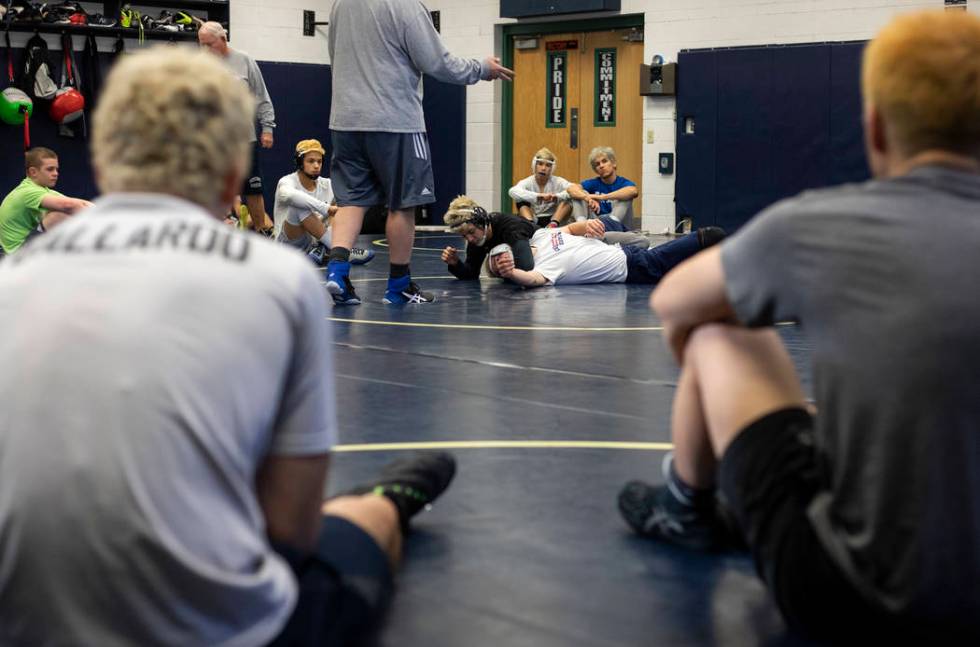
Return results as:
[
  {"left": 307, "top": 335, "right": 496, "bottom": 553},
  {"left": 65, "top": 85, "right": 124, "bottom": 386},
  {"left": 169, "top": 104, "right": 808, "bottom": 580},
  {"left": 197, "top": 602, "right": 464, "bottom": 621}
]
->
[{"left": 0, "top": 147, "right": 93, "bottom": 254}]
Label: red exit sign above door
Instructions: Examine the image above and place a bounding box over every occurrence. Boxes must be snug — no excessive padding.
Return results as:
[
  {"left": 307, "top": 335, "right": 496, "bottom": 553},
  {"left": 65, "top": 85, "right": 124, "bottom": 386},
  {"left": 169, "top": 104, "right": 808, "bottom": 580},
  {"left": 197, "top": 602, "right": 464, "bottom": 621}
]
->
[{"left": 546, "top": 40, "right": 579, "bottom": 51}]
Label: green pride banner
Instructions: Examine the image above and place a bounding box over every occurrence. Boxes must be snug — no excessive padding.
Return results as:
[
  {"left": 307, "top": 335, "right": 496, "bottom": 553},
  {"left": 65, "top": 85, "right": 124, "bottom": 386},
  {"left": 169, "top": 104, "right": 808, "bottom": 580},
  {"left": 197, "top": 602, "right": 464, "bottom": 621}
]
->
[{"left": 547, "top": 51, "right": 567, "bottom": 128}]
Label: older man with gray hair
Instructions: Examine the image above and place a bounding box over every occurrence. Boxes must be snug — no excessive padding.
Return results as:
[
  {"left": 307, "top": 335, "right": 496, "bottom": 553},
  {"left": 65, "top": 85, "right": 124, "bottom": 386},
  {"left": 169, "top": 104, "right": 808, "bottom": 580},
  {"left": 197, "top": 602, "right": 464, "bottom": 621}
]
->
[
  {"left": 0, "top": 46, "right": 455, "bottom": 646},
  {"left": 199, "top": 20, "right": 276, "bottom": 235}
]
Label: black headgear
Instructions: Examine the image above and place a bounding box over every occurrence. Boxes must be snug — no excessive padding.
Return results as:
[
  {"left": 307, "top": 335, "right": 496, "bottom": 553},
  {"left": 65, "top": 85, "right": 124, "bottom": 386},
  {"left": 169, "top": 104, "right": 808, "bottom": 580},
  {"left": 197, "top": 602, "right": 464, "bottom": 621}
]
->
[{"left": 465, "top": 206, "right": 490, "bottom": 229}]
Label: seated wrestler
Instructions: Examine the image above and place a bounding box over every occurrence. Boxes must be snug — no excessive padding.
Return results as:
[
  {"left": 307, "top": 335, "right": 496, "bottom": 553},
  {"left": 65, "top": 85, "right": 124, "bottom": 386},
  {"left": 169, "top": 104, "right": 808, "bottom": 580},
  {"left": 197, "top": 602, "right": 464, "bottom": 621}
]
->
[
  {"left": 567, "top": 146, "right": 639, "bottom": 228},
  {"left": 273, "top": 139, "right": 374, "bottom": 265},
  {"left": 441, "top": 195, "right": 650, "bottom": 280},
  {"left": 0, "top": 147, "right": 93, "bottom": 255},
  {"left": 507, "top": 147, "right": 574, "bottom": 227}
]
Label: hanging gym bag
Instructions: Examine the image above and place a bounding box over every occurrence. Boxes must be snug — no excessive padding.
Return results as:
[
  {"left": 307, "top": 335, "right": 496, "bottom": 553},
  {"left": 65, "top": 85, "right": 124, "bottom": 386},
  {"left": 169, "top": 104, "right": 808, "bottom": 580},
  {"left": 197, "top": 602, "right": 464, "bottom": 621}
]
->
[{"left": 20, "top": 32, "right": 57, "bottom": 102}]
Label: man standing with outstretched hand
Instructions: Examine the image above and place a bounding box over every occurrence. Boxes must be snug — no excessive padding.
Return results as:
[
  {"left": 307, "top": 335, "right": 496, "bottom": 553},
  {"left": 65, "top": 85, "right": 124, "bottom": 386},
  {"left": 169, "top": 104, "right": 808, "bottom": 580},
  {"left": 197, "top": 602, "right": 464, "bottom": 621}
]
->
[{"left": 325, "top": 0, "right": 513, "bottom": 305}]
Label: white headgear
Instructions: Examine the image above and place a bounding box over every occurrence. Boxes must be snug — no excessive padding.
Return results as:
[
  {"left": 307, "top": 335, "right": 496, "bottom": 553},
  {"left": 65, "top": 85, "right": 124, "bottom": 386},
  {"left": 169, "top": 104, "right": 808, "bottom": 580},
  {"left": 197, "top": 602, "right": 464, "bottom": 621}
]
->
[{"left": 532, "top": 157, "right": 556, "bottom": 174}]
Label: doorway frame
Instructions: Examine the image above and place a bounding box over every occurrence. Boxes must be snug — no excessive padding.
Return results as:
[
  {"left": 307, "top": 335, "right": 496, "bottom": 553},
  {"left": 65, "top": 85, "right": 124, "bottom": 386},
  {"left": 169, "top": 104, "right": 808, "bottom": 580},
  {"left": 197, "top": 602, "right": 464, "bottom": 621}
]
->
[{"left": 500, "top": 14, "right": 645, "bottom": 211}]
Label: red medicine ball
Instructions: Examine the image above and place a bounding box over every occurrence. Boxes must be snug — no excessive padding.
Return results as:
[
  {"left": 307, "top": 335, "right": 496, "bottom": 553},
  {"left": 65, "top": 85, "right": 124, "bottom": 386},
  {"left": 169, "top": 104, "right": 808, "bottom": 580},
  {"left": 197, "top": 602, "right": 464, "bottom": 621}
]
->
[{"left": 49, "top": 88, "right": 85, "bottom": 124}]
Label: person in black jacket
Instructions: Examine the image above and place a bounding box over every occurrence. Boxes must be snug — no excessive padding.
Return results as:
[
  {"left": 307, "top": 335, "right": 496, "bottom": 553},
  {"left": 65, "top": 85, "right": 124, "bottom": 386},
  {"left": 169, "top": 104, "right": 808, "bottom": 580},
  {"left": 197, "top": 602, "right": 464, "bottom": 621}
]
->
[
  {"left": 441, "top": 195, "right": 536, "bottom": 280},
  {"left": 441, "top": 195, "right": 650, "bottom": 280}
]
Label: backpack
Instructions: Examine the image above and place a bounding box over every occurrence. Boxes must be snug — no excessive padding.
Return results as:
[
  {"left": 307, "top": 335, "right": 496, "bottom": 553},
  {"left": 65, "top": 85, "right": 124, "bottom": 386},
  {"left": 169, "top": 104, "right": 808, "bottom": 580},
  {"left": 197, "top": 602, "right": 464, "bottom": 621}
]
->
[{"left": 19, "top": 33, "right": 57, "bottom": 102}]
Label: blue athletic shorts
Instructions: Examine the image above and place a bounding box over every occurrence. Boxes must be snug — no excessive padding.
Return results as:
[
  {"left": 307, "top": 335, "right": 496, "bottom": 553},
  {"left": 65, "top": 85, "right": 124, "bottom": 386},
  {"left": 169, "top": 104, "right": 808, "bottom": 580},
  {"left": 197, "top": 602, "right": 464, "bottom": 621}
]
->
[{"left": 330, "top": 131, "right": 436, "bottom": 210}]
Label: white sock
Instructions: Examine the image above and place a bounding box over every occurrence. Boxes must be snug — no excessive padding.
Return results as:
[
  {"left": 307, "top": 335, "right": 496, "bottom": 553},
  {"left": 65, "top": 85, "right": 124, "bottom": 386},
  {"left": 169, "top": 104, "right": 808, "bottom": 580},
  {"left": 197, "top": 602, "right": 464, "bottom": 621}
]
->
[{"left": 318, "top": 226, "right": 332, "bottom": 248}]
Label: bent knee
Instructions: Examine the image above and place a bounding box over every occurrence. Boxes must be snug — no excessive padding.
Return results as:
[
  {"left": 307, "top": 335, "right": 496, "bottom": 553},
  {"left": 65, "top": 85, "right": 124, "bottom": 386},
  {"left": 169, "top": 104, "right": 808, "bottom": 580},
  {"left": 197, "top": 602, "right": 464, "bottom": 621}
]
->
[{"left": 686, "top": 323, "right": 782, "bottom": 361}]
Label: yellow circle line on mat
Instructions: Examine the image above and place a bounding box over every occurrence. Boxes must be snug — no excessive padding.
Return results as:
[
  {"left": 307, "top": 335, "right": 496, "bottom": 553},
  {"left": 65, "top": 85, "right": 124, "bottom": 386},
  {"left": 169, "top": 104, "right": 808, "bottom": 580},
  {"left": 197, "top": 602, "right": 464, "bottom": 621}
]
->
[
  {"left": 328, "top": 317, "right": 663, "bottom": 332},
  {"left": 332, "top": 440, "right": 673, "bottom": 452}
]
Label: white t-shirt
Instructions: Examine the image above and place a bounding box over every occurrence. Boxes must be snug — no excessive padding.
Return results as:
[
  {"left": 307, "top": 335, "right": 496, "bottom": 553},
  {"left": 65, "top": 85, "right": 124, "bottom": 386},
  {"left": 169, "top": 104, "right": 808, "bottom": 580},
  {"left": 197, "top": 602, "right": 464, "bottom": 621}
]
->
[
  {"left": 508, "top": 174, "right": 572, "bottom": 217},
  {"left": 0, "top": 194, "right": 336, "bottom": 647},
  {"left": 529, "top": 227, "right": 628, "bottom": 285},
  {"left": 273, "top": 172, "right": 334, "bottom": 248}
]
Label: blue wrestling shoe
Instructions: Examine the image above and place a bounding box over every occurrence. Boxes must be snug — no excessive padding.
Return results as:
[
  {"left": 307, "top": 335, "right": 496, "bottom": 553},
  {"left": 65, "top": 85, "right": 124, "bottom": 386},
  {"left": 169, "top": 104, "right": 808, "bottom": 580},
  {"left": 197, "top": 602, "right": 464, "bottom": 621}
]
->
[
  {"left": 326, "top": 260, "right": 361, "bottom": 305},
  {"left": 382, "top": 276, "right": 435, "bottom": 304}
]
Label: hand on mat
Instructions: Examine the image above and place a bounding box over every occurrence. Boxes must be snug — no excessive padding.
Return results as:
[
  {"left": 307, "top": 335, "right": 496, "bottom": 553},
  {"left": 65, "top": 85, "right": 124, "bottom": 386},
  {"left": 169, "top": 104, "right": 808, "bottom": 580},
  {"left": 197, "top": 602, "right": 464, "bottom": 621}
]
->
[
  {"left": 260, "top": 132, "right": 274, "bottom": 148},
  {"left": 484, "top": 56, "right": 515, "bottom": 81},
  {"left": 441, "top": 246, "right": 459, "bottom": 265},
  {"left": 584, "top": 219, "right": 605, "bottom": 238}
]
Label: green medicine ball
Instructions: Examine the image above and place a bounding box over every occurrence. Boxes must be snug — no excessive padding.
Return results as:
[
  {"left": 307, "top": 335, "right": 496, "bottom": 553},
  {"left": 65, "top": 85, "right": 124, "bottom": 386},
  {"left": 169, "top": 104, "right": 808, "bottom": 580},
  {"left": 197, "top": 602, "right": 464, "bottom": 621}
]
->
[{"left": 0, "top": 87, "right": 34, "bottom": 126}]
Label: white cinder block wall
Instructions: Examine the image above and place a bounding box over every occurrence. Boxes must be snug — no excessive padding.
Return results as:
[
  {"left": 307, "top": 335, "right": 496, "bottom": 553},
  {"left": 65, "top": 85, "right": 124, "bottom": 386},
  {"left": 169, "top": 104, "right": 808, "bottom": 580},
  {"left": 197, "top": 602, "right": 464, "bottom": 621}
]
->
[
  {"left": 231, "top": 0, "right": 335, "bottom": 64},
  {"left": 236, "top": 0, "right": 975, "bottom": 232}
]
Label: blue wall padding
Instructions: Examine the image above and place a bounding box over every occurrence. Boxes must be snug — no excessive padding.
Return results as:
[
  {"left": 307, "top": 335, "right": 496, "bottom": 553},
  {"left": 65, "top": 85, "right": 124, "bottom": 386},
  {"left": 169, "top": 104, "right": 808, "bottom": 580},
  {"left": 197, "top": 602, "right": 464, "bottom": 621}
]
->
[
  {"left": 770, "top": 46, "right": 830, "bottom": 196},
  {"left": 715, "top": 47, "right": 774, "bottom": 232},
  {"left": 2, "top": 48, "right": 466, "bottom": 227},
  {"left": 421, "top": 79, "right": 466, "bottom": 225},
  {"left": 676, "top": 41, "right": 869, "bottom": 233},
  {"left": 674, "top": 50, "right": 717, "bottom": 228},
  {"left": 829, "top": 42, "right": 868, "bottom": 186}
]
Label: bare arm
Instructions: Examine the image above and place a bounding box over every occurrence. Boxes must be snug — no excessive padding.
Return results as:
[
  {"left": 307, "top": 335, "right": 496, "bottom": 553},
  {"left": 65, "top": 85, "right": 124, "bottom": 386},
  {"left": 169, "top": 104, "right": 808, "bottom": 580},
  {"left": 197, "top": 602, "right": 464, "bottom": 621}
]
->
[
  {"left": 589, "top": 185, "right": 638, "bottom": 202},
  {"left": 561, "top": 219, "right": 604, "bottom": 238},
  {"left": 495, "top": 252, "right": 549, "bottom": 287},
  {"left": 650, "top": 246, "right": 737, "bottom": 362},
  {"left": 566, "top": 183, "right": 589, "bottom": 200},
  {"left": 566, "top": 184, "right": 599, "bottom": 214},
  {"left": 40, "top": 195, "right": 92, "bottom": 214},
  {"left": 256, "top": 453, "right": 330, "bottom": 552}
]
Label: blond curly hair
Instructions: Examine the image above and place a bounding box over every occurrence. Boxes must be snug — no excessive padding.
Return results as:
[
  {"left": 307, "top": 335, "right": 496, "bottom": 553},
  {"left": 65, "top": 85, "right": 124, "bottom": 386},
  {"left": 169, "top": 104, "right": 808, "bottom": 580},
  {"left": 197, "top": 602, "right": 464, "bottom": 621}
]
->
[
  {"left": 91, "top": 46, "right": 255, "bottom": 211},
  {"left": 443, "top": 195, "right": 482, "bottom": 231}
]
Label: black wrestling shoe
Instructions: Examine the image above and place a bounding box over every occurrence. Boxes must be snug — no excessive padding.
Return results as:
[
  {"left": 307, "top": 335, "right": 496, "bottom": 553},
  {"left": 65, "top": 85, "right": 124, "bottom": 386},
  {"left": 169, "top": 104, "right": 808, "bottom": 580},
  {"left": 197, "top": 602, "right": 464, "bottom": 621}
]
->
[
  {"left": 618, "top": 480, "right": 728, "bottom": 551},
  {"left": 618, "top": 453, "right": 734, "bottom": 551},
  {"left": 696, "top": 226, "right": 727, "bottom": 249},
  {"left": 345, "top": 452, "right": 457, "bottom": 531}
]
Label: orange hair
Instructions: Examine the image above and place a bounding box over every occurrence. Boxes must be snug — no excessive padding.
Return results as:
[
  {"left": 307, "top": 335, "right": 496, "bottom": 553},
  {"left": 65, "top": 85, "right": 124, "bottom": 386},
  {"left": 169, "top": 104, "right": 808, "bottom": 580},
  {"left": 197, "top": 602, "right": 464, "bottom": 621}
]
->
[{"left": 862, "top": 10, "right": 980, "bottom": 158}]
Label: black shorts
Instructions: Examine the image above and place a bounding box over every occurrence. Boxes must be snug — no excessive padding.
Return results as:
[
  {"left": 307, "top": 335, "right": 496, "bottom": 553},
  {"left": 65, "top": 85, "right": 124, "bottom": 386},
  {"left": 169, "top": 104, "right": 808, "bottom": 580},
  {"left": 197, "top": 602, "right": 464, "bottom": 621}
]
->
[
  {"left": 267, "top": 516, "right": 393, "bottom": 647},
  {"left": 718, "top": 408, "right": 903, "bottom": 642},
  {"left": 330, "top": 131, "right": 436, "bottom": 210},
  {"left": 241, "top": 142, "right": 264, "bottom": 196}
]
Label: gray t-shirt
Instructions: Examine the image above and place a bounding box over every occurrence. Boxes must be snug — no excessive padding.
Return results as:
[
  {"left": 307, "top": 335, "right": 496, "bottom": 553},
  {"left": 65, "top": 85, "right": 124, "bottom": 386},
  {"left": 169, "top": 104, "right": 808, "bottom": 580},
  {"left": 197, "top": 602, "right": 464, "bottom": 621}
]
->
[
  {"left": 224, "top": 47, "right": 276, "bottom": 142},
  {"left": 328, "top": 0, "right": 489, "bottom": 132},
  {"left": 0, "top": 194, "right": 336, "bottom": 646},
  {"left": 721, "top": 165, "right": 980, "bottom": 629}
]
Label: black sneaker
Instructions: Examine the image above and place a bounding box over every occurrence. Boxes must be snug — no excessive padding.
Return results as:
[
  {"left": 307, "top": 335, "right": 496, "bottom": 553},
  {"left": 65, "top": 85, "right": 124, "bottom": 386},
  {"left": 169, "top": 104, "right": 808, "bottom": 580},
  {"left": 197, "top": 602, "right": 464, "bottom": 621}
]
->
[
  {"left": 697, "top": 226, "right": 726, "bottom": 249},
  {"left": 344, "top": 452, "right": 457, "bottom": 531},
  {"left": 618, "top": 480, "right": 726, "bottom": 551}
]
